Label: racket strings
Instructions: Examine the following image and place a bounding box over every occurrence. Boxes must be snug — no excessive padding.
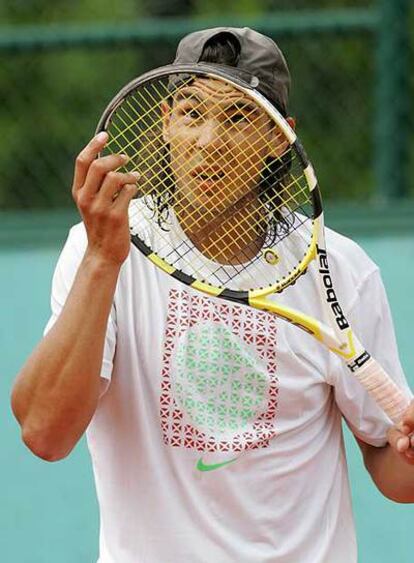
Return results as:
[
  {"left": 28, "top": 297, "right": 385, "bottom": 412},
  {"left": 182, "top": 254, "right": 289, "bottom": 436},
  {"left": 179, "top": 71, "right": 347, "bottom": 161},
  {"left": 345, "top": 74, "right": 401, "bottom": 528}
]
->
[
  {"left": 112, "top": 95, "right": 160, "bottom": 150},
  {"left": 123, "top": 106, "right": 309, "bottom": 245},
  {"left": 117, "top": 89, "right": 310, "bottom": 236},
  {"left": 104, "top": 73, "right": 314, "bottom": 289},
  {"left": 111, "top": 79, "right": 284, "bottom": 208},
  {"left": 112, "top": 84, "right": 266, "bottom": 206},
  {"left": 111, "top": 91, "right": 169, "bottom": 185},
  {"left": 117, "top": 99, "right": 311, "bottom": 285},
  {"left": 110, "top": 79, "right": 310, "bottom": 227},
  {"left": 112, "top": 102, "right": 272, "bottom": 238}
]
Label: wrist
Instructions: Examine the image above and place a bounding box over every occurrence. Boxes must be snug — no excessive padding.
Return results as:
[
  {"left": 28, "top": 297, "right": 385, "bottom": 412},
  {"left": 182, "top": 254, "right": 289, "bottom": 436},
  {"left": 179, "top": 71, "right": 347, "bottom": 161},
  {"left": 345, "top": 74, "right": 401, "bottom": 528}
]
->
[{"left": 82, "top": 248, "right": 124, "bottom": 278}]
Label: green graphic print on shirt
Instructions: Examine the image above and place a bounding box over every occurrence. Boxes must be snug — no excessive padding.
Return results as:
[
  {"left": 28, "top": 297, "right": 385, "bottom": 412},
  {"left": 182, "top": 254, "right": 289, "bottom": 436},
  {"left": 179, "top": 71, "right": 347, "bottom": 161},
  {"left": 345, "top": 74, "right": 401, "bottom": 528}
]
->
[
  {"left": 160, "top": 289, "right": 279, "bottom": 455},
  {"left": 173, "top": 324, "right": 269, "bottom": 440}
]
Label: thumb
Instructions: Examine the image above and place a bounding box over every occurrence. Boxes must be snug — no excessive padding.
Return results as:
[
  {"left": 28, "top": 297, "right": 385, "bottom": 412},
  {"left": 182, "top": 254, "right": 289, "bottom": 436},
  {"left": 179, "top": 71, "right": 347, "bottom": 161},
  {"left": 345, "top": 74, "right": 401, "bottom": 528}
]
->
[
  {"left": 387, "top": 425, "right": 411, "bottom": 454},
  {"left": 387, "top": 425, "right": 414, "bottom": 464}
]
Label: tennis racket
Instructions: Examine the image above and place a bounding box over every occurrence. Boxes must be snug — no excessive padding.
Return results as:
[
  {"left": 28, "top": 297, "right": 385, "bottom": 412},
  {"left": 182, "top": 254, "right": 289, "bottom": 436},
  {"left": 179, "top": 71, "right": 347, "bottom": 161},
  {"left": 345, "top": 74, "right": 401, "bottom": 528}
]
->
[{"left": 95, "top": 63, "right": 410, "bottom": 424}]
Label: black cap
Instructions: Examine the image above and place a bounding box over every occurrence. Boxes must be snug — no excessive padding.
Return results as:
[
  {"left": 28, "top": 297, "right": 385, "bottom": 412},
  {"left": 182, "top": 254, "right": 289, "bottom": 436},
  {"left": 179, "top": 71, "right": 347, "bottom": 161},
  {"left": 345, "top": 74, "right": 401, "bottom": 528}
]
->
[{"left": 172, "top": 27, "right": 291, "bottom": 114}]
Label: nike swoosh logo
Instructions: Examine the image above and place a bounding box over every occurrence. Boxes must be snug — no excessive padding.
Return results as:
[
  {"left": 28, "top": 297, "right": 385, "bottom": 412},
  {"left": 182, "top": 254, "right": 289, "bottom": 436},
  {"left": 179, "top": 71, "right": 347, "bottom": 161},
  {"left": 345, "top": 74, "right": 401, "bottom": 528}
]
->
[{"left": 196, "top": 456, "right": 238, "bottom": 472}]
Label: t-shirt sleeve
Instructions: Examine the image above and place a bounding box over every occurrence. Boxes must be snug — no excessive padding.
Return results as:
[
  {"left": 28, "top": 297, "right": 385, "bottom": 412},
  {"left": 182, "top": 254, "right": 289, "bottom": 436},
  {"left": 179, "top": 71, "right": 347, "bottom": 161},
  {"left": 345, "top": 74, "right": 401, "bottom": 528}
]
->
[
  {"left": 328, "top": 267, "right": 413, "bottom": 447},
  {"left": 43, "top": 224, "right": 116, "bottom": 384}
]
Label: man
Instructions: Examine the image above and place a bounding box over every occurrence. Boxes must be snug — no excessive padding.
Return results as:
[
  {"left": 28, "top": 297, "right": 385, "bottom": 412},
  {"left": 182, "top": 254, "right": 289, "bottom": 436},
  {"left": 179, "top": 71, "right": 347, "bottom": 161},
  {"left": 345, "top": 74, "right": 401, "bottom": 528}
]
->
[{"left": 11, "top": 27, "right": 414, "bottom": 563}]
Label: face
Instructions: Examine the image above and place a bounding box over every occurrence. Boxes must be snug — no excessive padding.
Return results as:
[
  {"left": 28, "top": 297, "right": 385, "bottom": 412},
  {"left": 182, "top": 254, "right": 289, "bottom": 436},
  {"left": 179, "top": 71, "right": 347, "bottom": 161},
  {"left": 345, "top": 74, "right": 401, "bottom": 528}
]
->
[{"left": 162, "top": 77, "right": 287, "bottom": 218}]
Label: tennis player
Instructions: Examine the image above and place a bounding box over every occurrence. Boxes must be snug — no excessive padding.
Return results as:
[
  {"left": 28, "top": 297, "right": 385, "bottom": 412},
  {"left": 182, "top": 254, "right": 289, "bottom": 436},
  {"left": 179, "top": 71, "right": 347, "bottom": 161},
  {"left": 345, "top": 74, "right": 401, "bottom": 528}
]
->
[{"left": 11, "top": 28, "right": 414, "bottom": 563}]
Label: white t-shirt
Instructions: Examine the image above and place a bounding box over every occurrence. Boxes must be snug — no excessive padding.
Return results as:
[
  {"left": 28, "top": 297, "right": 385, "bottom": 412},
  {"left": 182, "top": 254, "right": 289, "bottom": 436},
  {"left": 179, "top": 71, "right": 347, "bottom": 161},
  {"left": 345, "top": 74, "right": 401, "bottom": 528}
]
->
[{"left": 45, "top": 222, "right": 411, "bottom": 563}]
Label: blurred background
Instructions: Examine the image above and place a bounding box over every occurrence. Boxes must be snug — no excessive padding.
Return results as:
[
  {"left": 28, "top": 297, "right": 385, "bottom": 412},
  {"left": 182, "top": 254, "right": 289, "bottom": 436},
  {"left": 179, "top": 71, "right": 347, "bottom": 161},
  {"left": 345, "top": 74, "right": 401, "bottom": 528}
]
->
[{"left": 1, "top": 0, "right": 413, "bottom": 561}]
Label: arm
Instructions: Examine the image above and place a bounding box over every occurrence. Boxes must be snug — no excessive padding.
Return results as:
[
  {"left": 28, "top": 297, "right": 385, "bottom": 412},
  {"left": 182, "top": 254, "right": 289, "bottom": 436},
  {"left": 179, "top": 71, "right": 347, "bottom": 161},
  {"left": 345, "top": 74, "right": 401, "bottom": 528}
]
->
[
  {"left": 356, "top": 399, "right": 414, "bottom": 503},
  {"left": 11, "top": 132, "right": 138, "bottom": 461},
  {"left": 329, "top": 264, "right": 414, "bottom": 500}
]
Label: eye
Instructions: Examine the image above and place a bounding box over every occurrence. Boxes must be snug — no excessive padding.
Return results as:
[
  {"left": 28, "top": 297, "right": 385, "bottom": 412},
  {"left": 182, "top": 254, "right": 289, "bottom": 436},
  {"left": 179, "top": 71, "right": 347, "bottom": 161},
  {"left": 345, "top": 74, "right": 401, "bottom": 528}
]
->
[
  {"left": 229, "top": 112, "right": 248, "bottom": 123},
  {"left": 188, "top": 109, "right": 201, "bottom": 120},
  {"left": 177, "top": 104, "right": 202, "bottom": 121},
  {"left": 226, "top": 111, "right": 254, "bottom": 127}
]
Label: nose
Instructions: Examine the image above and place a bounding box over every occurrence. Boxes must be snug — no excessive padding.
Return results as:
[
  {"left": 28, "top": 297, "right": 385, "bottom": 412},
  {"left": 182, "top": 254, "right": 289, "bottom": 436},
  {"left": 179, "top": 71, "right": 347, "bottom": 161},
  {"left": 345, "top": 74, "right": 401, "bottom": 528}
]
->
[{"left": 196, "top": 119, "right": 224, "bottom": 151}]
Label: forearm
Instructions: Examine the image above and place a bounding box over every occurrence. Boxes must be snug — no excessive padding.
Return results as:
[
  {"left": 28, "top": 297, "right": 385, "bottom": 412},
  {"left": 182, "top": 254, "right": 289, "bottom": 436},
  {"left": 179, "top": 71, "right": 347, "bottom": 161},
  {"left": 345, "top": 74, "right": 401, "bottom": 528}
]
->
[
  {"left": 358, "top": 438, "right": 414, "bottom": 503},
  {"left": 12, "top": 131, "right": 137, "bottom": 461},
  {"left": 11, "top": 251, "right": 121, "bottom": 461}
]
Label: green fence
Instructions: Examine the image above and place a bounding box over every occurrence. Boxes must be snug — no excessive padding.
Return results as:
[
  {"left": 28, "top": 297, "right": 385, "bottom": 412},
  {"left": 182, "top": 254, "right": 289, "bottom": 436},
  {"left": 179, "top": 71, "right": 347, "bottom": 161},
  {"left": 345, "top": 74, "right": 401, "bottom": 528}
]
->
[{"left": 0, "top": 1, "right": 413, "bottom": 223}]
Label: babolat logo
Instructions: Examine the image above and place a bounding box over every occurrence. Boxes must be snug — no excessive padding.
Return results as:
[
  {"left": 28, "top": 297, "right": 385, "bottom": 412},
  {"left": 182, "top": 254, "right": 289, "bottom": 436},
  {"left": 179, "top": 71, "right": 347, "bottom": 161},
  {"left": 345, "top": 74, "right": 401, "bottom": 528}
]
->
[
  {"left": 317, "top": 247, "right": 349, "bottom": 330},
  {"left": 347, "top": 351, "right": 371, "bottom": 373}
]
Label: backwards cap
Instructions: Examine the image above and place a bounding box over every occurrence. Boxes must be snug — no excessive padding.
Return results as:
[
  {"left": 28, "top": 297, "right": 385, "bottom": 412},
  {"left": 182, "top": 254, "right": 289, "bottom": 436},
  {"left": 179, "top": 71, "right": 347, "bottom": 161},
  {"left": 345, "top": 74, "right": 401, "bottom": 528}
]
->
[{"left": 173, "top": 26, "right": 291, "bottom": 114}]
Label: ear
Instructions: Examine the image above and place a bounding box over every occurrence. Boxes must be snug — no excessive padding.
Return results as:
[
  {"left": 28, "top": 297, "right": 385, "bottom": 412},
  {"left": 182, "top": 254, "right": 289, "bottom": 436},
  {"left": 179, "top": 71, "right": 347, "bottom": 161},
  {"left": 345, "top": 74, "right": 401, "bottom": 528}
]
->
[
  {"left": 160, "top": 101, "right": 171, "bottom": 143},
  {"left": 286, "top": 116, "right": 296, "bottom": 130},
  {"left": 267, "top": 115, "right": 296, "bottom": 158}
]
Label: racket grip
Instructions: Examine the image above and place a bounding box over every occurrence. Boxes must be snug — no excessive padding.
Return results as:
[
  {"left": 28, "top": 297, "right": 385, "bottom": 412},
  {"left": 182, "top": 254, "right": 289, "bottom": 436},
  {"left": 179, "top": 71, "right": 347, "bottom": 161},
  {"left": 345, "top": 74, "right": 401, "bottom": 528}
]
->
[{"left": 353, "top": 357, "right": 411, "bottom": 424}]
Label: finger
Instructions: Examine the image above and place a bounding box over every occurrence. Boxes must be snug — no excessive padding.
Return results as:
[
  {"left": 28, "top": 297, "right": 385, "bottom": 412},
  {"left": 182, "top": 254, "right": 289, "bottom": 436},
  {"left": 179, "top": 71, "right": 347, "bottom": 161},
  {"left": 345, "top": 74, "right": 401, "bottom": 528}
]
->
[
  {"left": 99, "top": 170, "right": 140, "bottom": 201},
  {"left": 401, "top": 424, "right": 413, "bottom": 435},
  {"left": 387, "top": 422, "right": 414, "bottom": 462},
  {"left": 397, "top": 436, "right": 410, "bottom": 453},
  {"left": 81, "top": 153, "right": 130, "bottom": 199},
  {"left": 112, "top": 183, "right": 139, "bottom": 211},
  {"left": 387, "top": 426, "right": 410, "bottom": 453},
  {"left": 72, "top": 132, "right": 109, "bottom": 193}
]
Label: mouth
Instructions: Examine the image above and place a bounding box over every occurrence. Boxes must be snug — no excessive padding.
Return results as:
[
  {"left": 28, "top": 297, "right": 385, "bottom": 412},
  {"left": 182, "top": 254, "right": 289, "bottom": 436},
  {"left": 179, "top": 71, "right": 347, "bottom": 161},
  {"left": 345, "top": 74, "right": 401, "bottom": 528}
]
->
[{"left": 191, "top": 167, "right": 225, "bottom": 183}]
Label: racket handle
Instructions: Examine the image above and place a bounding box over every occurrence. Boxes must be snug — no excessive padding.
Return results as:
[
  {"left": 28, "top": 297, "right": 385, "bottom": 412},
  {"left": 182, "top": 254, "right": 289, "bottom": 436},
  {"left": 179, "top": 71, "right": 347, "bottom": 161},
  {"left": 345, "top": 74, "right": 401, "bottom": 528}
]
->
[{"left": 353, "top": 357, "right": 411, "bottom": 424}]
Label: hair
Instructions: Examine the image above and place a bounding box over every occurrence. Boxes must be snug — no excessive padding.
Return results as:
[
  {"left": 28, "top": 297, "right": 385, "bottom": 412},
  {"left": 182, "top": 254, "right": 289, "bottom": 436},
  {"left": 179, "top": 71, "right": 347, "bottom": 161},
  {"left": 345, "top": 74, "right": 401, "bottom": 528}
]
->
[
  {"left": 147, "top": 34, "right": 293, "bottom": 245},
  {"left": 198, "top": 32, "right": 241, "bottom": 67}
]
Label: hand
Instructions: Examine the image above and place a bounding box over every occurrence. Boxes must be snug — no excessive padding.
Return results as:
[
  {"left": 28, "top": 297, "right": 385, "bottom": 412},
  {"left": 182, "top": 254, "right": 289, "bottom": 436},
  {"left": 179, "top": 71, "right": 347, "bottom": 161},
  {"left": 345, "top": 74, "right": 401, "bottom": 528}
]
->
[
  {"left": 387, "top": 399, "right": 414, "bottom": 464},
  {"left": 72, "top": 132, "right": 139, "bottom": 266}
]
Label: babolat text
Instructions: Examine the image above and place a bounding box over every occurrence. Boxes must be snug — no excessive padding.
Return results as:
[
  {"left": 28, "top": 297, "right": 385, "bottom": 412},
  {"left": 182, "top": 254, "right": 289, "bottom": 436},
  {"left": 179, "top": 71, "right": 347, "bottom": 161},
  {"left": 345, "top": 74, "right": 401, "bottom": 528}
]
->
[{"left": 317, "top": 247, "right": 349, "bottom": 330}]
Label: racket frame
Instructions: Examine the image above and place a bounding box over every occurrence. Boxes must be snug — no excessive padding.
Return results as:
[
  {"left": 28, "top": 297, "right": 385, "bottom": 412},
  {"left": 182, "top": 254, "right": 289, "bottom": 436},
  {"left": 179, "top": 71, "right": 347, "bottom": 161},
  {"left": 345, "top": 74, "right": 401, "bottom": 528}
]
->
[{"left": 96, "top": 63, "right": 410, "bottom": 423}]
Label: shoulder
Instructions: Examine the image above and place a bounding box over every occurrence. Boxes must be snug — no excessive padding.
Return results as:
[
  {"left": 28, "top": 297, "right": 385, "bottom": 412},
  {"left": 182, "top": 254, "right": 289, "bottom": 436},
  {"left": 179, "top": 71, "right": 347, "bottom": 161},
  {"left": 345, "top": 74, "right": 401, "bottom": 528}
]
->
[
  {"left": 324, "top": 225, "right": 376, "bottom": 271},
  {"left": 322, "top": 226, "right": 381, "bottom": 311},
  {"left": 324, "top": 225, "right": 379, "bottom": 280}
]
